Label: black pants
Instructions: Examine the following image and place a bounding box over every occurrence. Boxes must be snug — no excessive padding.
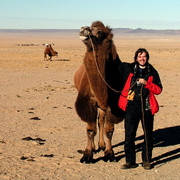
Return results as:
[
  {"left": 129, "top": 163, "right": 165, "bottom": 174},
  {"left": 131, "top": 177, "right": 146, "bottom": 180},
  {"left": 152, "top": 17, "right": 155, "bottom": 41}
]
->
[{"left": 124, "top": 101, "right": 154, "bottom": 164}]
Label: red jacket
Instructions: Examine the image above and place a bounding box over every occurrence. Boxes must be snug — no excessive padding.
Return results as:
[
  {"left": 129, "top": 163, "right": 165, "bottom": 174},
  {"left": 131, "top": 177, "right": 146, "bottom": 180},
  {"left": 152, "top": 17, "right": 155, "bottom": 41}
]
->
[{"left": 118, "top": 73, "right": 162, "bottom": 115}]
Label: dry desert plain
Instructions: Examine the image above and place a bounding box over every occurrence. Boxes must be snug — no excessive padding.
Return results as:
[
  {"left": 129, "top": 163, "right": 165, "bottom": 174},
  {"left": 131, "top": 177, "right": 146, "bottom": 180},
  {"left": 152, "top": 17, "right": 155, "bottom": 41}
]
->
[{"left": 0, "top": 30, "right": 180, "bottom": 180}]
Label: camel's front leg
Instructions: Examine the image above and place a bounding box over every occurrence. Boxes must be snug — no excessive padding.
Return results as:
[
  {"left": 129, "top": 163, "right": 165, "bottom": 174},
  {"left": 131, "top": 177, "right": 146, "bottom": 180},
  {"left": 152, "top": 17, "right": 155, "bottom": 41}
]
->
[
  {"left": 80, "top": 122, "right": 97, "bottom": 163},
  {"left": 104, "top": 121, "right": 115, "bottom": 161},
  {"left": 75, "top": 94, "right": 98, "bottom": 163},
  {"left": 98, "top": 108, "right": 106, "bottom": 151}
]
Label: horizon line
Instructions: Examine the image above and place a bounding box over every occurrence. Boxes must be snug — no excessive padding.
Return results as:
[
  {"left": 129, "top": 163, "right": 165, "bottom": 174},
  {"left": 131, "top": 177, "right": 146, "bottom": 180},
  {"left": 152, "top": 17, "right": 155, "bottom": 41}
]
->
[{"left": 0, "top": 28, "right": 180, "bottom": 31}]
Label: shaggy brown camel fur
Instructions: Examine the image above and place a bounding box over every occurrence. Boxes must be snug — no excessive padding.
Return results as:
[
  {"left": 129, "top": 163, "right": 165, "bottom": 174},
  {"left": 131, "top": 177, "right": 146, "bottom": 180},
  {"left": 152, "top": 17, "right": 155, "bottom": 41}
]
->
[
  {"left": 44, "top": 44, "right": 58, "bottom": 61},
  {"left": 74, "top": 21, "right": 124, "bottom": 163}
]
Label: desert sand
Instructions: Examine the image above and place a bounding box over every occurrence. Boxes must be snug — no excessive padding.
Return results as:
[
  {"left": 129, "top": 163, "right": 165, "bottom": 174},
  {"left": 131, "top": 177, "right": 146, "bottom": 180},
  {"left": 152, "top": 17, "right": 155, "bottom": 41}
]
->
[{"left": 0, "top": 31, "right": 180, "bottom": 180}]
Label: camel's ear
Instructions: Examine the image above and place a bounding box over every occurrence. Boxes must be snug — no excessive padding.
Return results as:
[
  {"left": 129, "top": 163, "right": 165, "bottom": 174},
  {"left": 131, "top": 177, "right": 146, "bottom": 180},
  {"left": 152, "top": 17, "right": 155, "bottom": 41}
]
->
[{"left": 107, "top": 33, "right": 113, "bottom": 40}]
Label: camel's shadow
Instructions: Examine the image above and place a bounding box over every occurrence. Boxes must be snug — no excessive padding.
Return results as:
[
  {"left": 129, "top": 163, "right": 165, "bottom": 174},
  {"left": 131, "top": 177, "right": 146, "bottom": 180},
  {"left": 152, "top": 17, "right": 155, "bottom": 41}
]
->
[
  {"left": 113, "top": 125, "right": 180, "bottom": 167},
  {"left": 54, "top": 59, "right": 71, "bottom": 61}
]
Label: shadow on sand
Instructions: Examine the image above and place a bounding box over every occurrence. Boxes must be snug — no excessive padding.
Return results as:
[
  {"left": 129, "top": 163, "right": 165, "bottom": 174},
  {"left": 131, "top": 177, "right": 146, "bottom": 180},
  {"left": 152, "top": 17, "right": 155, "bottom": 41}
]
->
[
  {"left": 85, "top": 126, "right": 180, "bottom": 165},
  {"left": 54, "top": 59, "right": 71, "bottom": 61},
  {"left": 113, "top": 125, "right": 180, "bottom": 167},
  {"left": 45, "top": 59, "right": 71, "bottom": 62}
]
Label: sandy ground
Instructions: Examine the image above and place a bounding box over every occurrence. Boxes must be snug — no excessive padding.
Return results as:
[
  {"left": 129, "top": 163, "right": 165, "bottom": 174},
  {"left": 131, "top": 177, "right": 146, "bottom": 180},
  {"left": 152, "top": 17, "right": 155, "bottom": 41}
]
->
[{"left": 0, "top": 32, "right": 180, "bottom": 180}]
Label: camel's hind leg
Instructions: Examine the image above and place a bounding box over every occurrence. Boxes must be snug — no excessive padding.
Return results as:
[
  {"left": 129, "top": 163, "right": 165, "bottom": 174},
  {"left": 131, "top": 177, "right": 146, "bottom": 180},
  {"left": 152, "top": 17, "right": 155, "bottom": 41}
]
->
[
  {"left": 104, "top": 108, "right": 124, "bottom": 161},
  {"left": 104, "top": 122, "right": 115, "bottom": 162},
  {"left": 104, "top": 109, "right": 115, "bottom": 162}
]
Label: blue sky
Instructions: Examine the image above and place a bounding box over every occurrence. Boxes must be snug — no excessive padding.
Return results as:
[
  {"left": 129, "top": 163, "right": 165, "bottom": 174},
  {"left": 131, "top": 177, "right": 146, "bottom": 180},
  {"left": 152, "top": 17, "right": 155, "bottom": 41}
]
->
[{"left": 0, "top": 0, "right": 180, "bottom": 29}]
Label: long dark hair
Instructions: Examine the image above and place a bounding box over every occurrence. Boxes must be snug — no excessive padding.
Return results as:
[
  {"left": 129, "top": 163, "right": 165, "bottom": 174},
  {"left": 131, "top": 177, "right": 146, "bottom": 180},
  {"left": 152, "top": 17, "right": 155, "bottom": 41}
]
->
[{"left": 134, "top": 48, "right": 150, "bottom": 62}]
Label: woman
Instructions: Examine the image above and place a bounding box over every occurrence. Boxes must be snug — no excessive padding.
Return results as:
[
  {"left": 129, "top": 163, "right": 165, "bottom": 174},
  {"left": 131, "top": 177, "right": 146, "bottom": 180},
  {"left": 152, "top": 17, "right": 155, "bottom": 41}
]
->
[{"left": 118, "top": 48, "right": 162, "bottom": 170}]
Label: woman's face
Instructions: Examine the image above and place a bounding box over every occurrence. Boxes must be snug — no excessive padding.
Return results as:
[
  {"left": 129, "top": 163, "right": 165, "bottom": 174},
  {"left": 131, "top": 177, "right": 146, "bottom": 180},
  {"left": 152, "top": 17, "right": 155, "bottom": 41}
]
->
[{"left": 137, "top": 52, "right": 147, "bottom": 66}]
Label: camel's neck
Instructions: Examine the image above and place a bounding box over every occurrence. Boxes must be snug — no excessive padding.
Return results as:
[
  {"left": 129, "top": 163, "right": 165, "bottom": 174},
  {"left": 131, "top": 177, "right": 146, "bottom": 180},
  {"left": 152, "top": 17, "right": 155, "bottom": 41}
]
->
[{"left": 84, "top": 47, "right": 109, "bottom": 109}]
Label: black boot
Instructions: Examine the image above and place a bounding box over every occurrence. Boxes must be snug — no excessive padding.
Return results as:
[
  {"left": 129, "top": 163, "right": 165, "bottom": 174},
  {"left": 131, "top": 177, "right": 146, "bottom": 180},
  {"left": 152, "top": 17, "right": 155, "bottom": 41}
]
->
[
  {"left": 121, "top": 162, "right": 138, "bottom": 169},
  {"left": 142, "top": 161, "right": 151, "bottom": 170}
]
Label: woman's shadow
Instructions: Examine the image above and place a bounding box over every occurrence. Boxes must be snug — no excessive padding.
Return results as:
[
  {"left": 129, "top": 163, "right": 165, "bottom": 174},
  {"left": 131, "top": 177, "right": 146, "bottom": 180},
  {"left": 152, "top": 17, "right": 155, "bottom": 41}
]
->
[{"left": 113, "top": 125, "right": 180, "bottom": 167}]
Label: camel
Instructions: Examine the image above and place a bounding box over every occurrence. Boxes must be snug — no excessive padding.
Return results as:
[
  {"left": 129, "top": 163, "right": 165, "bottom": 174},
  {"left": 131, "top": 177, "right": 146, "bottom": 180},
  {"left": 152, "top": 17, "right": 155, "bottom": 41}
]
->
[
  {"left": 74, "top": 21, "right": 125, "bottom": 163},
  {"left": 44, "top": 44, "right": 58, "bottom": 61}
]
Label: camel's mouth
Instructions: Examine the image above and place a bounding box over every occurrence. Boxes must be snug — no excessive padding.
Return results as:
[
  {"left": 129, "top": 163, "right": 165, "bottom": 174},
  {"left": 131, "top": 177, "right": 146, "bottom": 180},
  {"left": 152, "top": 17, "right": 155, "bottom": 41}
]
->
[{"left": 79, "top": 35, "right": 89, "bottom": 41}]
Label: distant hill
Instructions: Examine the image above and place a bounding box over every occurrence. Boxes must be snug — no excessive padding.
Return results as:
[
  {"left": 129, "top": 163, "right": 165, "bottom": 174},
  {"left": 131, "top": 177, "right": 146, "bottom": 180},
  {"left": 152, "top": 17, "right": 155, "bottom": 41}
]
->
[
  {"left": 113, "top": 28, "right": 180, "bottom": 36},
  {"left": 0, "top": 28, "right": 180, "bottom": 36}
]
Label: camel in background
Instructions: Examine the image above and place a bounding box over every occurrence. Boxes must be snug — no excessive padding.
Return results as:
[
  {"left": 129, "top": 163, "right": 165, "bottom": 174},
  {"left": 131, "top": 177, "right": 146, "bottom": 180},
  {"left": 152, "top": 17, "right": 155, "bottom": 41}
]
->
[
  {"left": 74, "top": 21, "right": 124, "bottom": 163},
  {"left": 44, "top": 44, "right": 58, "bottom": 61}
]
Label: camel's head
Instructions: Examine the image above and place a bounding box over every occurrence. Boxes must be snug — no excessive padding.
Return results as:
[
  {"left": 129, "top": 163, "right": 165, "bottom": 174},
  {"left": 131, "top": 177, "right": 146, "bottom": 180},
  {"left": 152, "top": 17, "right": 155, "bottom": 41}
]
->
[
  {"left": 45, "top": 44, "right": 51, "bottom": 48},
  {"left": 79, "top": 21, "right": 113, "bottom": 49}
]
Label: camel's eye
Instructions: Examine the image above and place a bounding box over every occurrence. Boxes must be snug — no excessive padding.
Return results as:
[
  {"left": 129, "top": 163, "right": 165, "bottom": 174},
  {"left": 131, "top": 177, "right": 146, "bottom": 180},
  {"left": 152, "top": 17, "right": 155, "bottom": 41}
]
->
[{"left": 84, "top": 27, "right": 91, "bottom": 32}]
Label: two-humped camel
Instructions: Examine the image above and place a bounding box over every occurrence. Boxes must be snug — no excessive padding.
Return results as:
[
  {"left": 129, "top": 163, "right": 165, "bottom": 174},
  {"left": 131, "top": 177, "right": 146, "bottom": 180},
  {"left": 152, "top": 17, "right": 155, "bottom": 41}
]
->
[
  {"left": 44, "top": 44, "right": 58, "bottom": 61},
  {"left": 74, "top": 21, "right": 124, "bottom": 163}
]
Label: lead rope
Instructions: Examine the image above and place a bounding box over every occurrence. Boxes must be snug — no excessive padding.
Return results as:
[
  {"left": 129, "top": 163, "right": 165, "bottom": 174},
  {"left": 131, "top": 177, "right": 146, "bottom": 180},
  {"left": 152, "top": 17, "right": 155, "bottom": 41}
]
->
[
  {"left": 140, "top": 85, "right": 149, "bottom": 164},
  {"left": 89, "top": 34, "right": 138, "bottom": 93}
]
